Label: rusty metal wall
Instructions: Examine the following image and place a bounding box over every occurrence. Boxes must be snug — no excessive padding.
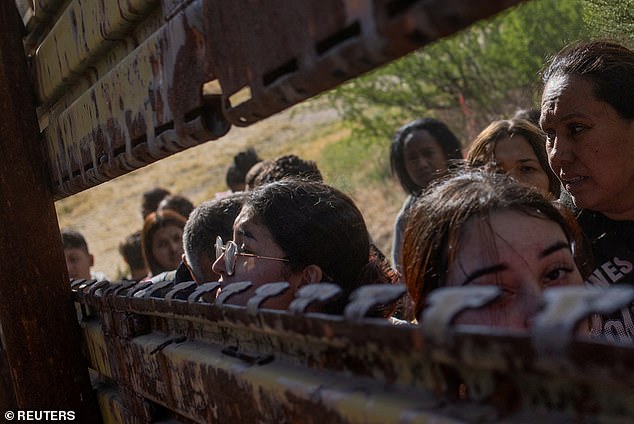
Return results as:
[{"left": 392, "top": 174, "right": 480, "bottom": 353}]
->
[
  {"left": 73, "top": 279, "right": 634, "bottom": 423},
  {"left": 17, "top": 0, "right": 524, "bottom": 200}
]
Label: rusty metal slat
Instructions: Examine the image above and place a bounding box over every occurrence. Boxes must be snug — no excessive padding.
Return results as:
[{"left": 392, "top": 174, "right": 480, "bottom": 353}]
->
[
  {"left": 45, "top": 0, "right": 229, "bottom": 200},
  {"left": 76, "top": 282, "right": 634, "bottom": 385},
  {"left": 105, "top": 334, "right": 460, "bottom": 423},
  {"left": 84, "top": 319, "right": 634, "bottom": 423},
  {"left": 34, "top": 0, "right": 159, "bottom": 106},
  {"left": 78, "top": 285, "right": 634, "bottom": 417},
  {"left": 94, "top": 386, "right": 127, "bottom": 424},
  {"left": 204, "top": 0, "right": 524, "bottom": 127},
  {"left": 82, "top": 320, "right": 115, "bottom": 379},
  {"left": 36, "top": 6, "right": 166, "bottom": 128}
]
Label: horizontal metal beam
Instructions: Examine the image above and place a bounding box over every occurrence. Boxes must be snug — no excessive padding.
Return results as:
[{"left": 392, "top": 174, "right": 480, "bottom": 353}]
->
[{"left": 75, "top": 279, "right": 634, "bottom": 422}]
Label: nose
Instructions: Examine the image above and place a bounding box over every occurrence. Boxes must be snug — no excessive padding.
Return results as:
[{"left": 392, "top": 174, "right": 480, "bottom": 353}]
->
[
  {"left": 520, "top": 281, "right": 542, "bottom": 329},
  {"left": 415, "top": 156, "right": 431, "bottom": 170},
  {"left": 212, "top": 252, "right": 226, "bottom": 275},
  {"left": 170, "top": 239, "right": 182, "bottom": 256},
  {"left": 548, "top": 135, "right": 574, "bottom": 170}
]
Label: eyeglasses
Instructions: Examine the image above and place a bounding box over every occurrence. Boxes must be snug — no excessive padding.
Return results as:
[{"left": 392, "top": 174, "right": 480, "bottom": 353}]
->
[{"left": 215, "top": 236, "right": 289, "bottom": 276}]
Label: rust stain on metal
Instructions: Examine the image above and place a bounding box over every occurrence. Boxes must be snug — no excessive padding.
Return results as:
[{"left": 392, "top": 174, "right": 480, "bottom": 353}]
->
[
  {"left": 35, "top": 0, "right": 158, "bottom": 105},
  {"left": 205, "top": 0, "right": 524, "bottom": 126},
  {"left": 43, "top": 0, "right": 228, "bottom": 199}
]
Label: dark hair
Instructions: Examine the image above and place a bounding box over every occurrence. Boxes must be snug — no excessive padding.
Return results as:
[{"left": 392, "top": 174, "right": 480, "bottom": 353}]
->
[
  {"left": 226, "top": 147, "right": 262, "bottom": 191},
  {"left": 158, "top": 194, "right": 195, "bottom": 219},
  {"left": 390, "top": 118, "right": 463, "bottom": 194},
  {"left": 141, "top": 187, "right": 171, "bottom": 219},
  {"left": 542, "top": 41, "right": 634, "bottom": 120},
  {"left": 118, "top": 230, "right": 145, "bottom": 271},
  {"left": 244, "top": 179, "right": 369, "bottom": 302},
  {"left": 403, "top": 170, "right": 588, "bottom": 320},
  {"left": 141, "top": 209, "right": 187, "bottom": 275},
  {"left": 466, "top": 118, "right": 561, "bottom": 197},
  {"left": 183, "top": 193, "right": 245, "bottom": 282},
  {"left": 251, "top": 154, "right": 323, "bottom": 188},
  {"left": 245, "top": 160, "right": 272, "bottom": 190},
  {"left": 61, "top": 229, "right": 89, "bottom": 253},
  {"left": 512, "top": 108, "right": 541, "bottom": 126}
]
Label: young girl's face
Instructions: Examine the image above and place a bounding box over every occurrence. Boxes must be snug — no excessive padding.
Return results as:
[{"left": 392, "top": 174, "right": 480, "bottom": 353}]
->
[
  {"left": 151, "top": 224, "right": 183, "bottom": 272},
  {"left": 445, "top": 209, "right": 582, "bottom": 329},
  {"left": 403, "top": 130, "right": 448, "bottom": 189},
  {"left": 212, "top": 206, "right": 300, "bottom": 309}
]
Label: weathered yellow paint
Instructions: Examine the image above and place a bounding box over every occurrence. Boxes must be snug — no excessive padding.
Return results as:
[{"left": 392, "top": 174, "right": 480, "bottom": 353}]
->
[
  {"left": 34, "top": 0, "right": 158, "bottom": 106},
  {"left": 82, "top": 320, "right": 113, "bottom": 379},
  {"left": 44, "top": 0, "right": 211, "bottom": 198},
  {"left": 95, "top": 387, "right": 126, "bottom": 424}
]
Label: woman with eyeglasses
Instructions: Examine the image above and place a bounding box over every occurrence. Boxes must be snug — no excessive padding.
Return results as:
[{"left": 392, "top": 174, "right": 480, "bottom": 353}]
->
[{"left": 212, "top": 178, "right": 390, "bottom": 313}]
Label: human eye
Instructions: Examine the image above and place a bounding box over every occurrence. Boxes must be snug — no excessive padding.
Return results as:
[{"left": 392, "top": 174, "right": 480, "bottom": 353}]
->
[
  {"left": 519, "top": 165, "right": 537, "bottom": 174},
  {"left": 568, "top": 124, "right": 585, "bottom": 134},
  {"left": 238, "top": 243, "right": 254, "bottom": 255},
  {"left": 543, "top": 263, "right": 575, "bottom": 287},
  {"left": 422, "top": 148, "right": 438, "bottom": 159},
  {"left": 568, "top": 123, "right": 587, "bottom": 137}
]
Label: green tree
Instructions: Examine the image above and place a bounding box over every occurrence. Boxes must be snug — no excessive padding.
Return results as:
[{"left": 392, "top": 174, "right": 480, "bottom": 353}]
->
[
  {"left": 325, "top": 0, "right": 586, "bottom": 145},
  {"left": 583, "top": 0, "right": 634, "bottom": 42}
]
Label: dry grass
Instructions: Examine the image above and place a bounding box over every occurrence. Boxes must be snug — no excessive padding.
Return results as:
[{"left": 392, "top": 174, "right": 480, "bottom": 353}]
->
[{"left": 55, "top": 103, "right": 404, "bottom": 277}]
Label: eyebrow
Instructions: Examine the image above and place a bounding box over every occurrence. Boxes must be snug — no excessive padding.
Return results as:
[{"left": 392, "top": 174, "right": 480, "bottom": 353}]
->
[
  {"left": 461, "top": 264, "right": 507, "bottom": 286},
  {"left": 539, "top": 241, "right": 570, "bottom": 258},
  {"left": 460, "top": 240, "right": 571, "bottom": 286},
  {"left": 235, "top": 227, "right": 256, "bottom": 241},
  {"left": 543, "top": 111, "right": 587, "bottom": 124}
]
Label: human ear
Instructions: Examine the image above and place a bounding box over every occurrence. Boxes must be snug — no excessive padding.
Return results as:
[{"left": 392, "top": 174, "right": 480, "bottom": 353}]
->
[
  {"left": 300, "top": 265, "right": 323, "bottom": 286},
  {"left": 89, "top": 254, "right": 94, "bottom": 267},
  {"left": 182, "top": 255, "right": 200, "bottom": 285}
]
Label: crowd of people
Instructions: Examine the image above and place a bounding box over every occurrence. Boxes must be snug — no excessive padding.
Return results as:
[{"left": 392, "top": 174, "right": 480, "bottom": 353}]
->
[{"left": 61, "top": 40, "right": 634, "bottom": 343}]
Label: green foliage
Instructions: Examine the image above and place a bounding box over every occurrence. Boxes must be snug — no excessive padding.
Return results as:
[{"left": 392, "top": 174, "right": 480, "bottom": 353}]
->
[
  {"left": 328, "top": 0, "right": 586, "bottom": 143},
  {"left": 320, "top": 0, "right": 590, "bottom": 183},
  {"left": 583, "top": 0, "right": 634, "bottom": 42},
  {"left": 320, "top": 131, "right": 390, "bottom": 190}
]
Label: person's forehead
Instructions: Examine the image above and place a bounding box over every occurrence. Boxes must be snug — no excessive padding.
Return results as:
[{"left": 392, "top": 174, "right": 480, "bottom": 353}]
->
[
  {"left": 456, "top": 210, "right": 566, "bottom": 258},
  {"left": 233, "top": 206, "right": 269, "bottom": 239},
  {"left": 541, "top": 75, "right": 593, "bottom": 118},
  {"left": 64, "top": 247, "right": 89, "bottom": 257},
  {"left": 494, "top": 135, "right": 537, "bottom": 158},
  {"left": 405, "top": 129, "right": 439, "bottom": 148}
]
